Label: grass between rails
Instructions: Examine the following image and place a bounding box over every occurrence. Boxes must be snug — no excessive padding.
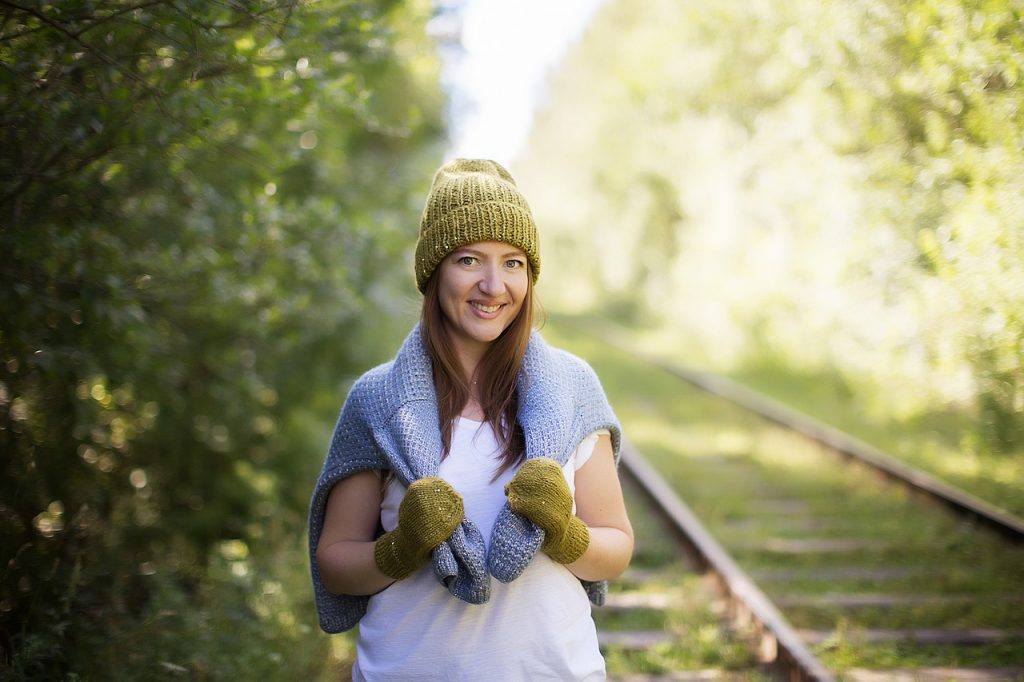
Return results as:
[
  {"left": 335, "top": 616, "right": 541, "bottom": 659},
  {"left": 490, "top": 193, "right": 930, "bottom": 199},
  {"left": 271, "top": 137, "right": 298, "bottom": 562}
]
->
[
  {"left": 542, "top": 316, "right": 1024, "bottom": 672},
  {"left": 820, "top": 638, "right": 1024, "bottom": 672},
  {"left": 599, "top": 476, "right": 769, "bottom": 678},
  {"left": 551, "top": 312, "right": 1024, "bottom": 519}
]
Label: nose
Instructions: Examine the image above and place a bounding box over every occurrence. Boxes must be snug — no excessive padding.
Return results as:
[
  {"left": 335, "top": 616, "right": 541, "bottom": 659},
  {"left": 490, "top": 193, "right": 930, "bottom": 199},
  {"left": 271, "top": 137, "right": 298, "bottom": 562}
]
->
[{"left": 478, "top": 262, "right": 503, "bottom": 296}]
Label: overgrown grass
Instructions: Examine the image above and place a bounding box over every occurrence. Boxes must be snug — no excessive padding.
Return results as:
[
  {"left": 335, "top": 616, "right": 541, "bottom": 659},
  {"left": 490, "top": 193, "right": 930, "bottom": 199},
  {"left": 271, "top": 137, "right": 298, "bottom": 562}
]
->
[
  {"left": 731, "top": 360, "right": 1024, "bottom": 520},
  {"left": 553, "top": 312, "right": 1024, "bottom": 519},
  {"left": 819, "top": 635, "right": 1024, "bottom": 672},
  {"left": 49, "top": 400, "right": 362, "bottom": 682},
  {"left": 67, "top": 520, "right": 354, "bottom": 681},
  {"left": 544, "top": 316, "right": 1024, "bottom": 672},
  {"left": 598, "top": 478, "right": 766, "bottom": 677}
]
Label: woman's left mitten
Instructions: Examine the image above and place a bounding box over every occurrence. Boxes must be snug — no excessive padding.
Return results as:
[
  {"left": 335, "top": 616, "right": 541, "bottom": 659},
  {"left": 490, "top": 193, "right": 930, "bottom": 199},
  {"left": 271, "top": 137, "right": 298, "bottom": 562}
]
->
[{"left": 505, "top": 457, "right": 590, "bottom": 564}]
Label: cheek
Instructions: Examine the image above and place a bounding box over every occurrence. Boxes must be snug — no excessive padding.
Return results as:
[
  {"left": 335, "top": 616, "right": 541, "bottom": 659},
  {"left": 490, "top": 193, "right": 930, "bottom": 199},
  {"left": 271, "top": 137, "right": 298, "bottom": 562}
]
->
[
  {"left": 510, "top": 278, "right": 529, "bottom": 309},
  {"left": 440, "top": 287, "right": 463, "bottom": 319},
  {"left": 437, "top": 268, "right": 466, "bottom": 300}
]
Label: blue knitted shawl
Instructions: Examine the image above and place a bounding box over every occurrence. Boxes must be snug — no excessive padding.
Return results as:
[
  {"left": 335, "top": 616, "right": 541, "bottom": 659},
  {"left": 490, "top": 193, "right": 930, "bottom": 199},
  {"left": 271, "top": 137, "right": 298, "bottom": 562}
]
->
[{"left": 308, "top": 324, "right": 621, "bottom": 633}]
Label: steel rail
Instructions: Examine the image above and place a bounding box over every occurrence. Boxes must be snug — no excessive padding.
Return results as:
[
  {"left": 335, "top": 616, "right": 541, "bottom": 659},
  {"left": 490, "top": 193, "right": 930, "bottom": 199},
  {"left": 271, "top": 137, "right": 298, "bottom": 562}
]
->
[
  {"left": 596, "top": 324, "right": 1024, "bottom": 544},
  {"left": 648, "top": 356, "right": 1024, "bottom": 543},
  {"left": 620, "top": 442, "right": 836, "bottom": 682}
]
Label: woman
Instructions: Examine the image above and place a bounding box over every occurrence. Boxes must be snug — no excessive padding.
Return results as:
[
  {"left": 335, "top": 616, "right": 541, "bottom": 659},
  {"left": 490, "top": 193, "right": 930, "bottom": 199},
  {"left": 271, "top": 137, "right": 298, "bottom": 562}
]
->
[{"left": 308, "top": 159, "right": 633, "bottom": 681}]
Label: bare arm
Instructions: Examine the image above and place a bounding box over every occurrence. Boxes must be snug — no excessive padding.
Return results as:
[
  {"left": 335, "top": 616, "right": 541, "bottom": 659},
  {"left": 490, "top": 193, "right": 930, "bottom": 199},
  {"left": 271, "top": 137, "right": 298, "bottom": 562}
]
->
[
  {"left": 566, "top": 434, "right": 634, "bottom": 582},
  {"left": 315, "top": 470, "right": 396, "bottom": 596}
]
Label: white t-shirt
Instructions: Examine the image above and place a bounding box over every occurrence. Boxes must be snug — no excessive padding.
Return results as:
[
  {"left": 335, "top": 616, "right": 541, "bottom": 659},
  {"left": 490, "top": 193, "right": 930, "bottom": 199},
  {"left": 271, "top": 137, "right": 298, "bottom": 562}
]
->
[{"left": 351, "top": 418, "right": 609, "bottom": 682}]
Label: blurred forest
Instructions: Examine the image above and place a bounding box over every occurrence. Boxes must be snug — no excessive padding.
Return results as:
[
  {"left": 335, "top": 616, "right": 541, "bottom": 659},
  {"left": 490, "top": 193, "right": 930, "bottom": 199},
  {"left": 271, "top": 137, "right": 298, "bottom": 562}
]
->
[
  {"left": 1, "top": 1, "right": 440, "bottom": 677},
  {"left": 517, "top": 0, "right": 1022, "bottom": 507},
  {"left": 3, "top": 0, "right": 1023, "bottom": 678}
]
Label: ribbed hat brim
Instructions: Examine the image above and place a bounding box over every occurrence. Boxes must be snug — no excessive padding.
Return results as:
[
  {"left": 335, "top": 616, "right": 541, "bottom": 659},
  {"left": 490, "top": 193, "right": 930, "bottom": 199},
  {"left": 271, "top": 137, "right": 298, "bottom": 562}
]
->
[{"left": 415, "top": 202, "right": 540, "bottom": 293}]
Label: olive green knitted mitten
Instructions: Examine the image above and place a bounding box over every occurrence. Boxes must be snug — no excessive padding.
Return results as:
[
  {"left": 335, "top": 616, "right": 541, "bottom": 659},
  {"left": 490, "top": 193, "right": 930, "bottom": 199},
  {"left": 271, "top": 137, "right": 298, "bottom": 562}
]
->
[
  {"left": 505, "top": 457, "right": 590, "bottom": 564},
  {"left": 374, "top": 477, "right": 464, "bottom": 580}
]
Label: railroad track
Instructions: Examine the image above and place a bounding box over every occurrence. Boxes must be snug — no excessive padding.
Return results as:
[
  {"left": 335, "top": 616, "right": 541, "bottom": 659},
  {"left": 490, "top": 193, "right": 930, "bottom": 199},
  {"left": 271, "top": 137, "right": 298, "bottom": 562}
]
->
[
  {"left": 622, "top": 349, "right": 1024, "bottom": 545},
  {"left": 598, "top": 442, "right": 835, "bottom": 681},
  {"left": 555, "top": 322, "right": 1024, "bottom": 681}
]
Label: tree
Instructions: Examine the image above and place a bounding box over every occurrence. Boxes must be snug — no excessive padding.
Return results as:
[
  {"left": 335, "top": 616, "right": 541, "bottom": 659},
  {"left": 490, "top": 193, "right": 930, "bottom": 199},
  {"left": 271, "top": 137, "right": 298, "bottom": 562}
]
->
[{"left": 0, "top": 1, "right": 444, "bottom": 675}]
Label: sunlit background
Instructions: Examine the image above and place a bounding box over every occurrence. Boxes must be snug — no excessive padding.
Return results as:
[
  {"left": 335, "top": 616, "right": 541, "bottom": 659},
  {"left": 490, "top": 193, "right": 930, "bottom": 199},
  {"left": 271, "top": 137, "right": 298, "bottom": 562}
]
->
[
  {"left": 436, "top": 0, "right": 602, "bottom": 164},
  {"left": 442, "top": 0, "right": 1022, "bottom": 445},
  {"left": 1, "top": 0, "right": 1021, "bottom": 678}
]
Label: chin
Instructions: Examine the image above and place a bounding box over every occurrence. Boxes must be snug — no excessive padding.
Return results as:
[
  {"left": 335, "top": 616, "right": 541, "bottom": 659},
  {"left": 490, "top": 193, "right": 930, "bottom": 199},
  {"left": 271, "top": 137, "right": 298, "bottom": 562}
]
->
[
  {"left": 471, "top": 329, "right": 504, "bottom": 345},
  {"left": 467, "top": 321, "right": 510, "bottom": 345}
]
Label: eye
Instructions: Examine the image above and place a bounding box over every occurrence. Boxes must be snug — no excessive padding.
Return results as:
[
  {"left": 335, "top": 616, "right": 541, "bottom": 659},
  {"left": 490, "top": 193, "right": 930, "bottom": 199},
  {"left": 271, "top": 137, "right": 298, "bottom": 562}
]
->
[
  {"left": 504, "top": 258, "right": 526, "bottom": 270},
  {"left": 457, "top": 255, "right": 477, "bottom": 266}
]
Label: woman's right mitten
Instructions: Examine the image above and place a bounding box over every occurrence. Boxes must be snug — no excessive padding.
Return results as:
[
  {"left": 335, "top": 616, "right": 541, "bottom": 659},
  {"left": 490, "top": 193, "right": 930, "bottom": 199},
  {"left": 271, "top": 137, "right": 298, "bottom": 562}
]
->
[{"left": 374, "top": 476, "right": 464, "bottom": 580}]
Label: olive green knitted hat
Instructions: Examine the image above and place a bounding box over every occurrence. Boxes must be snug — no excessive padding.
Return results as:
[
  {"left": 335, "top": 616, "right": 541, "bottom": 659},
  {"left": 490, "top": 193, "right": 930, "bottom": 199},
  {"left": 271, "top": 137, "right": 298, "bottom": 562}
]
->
[{"left": 414, "top": 158, "right": 540, "bottom": 293}]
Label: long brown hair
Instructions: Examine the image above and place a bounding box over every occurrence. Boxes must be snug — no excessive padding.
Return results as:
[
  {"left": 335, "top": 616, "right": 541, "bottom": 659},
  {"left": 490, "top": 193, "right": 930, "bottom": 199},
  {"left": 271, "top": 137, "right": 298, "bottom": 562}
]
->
[{"left": 421, "top": 260, "right": 536, "bottom": 480}]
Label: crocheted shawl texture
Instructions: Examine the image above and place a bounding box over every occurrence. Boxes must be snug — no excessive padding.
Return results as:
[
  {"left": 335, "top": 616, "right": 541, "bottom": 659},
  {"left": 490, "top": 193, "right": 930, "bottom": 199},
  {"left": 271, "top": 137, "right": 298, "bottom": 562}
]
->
[{"left": 308, "top": 324, "right": 621, "bottom": 633}]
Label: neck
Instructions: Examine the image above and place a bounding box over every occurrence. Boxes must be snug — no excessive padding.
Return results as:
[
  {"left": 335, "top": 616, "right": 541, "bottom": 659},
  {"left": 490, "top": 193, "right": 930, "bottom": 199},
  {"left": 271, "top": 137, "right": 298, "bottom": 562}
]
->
[
  {"left": 461, "top": 356, "right": 482, "bottom": 385},
  {"left": 443, "top": 327, "right": 487, "bottom": 387},
  {"left": 449, "top": 338, "right": 488, "bottom": 419}
]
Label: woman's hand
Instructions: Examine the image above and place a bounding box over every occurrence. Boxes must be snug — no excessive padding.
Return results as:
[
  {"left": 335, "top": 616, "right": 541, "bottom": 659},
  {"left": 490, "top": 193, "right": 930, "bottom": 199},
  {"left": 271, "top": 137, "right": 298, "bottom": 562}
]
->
[
  {"left": 505, "top": 457, "right": 590, "bottom": 564},
  {"left": 507, "top": 436, "right": 634, "bottom": 582},
  {"left": 374, "top": 477, "right": 464, "bottom": 579}
]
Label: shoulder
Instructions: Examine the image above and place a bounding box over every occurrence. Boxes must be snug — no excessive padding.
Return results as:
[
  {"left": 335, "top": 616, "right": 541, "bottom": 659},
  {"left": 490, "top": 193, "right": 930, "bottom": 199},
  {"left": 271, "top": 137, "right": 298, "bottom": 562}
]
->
[
  {"left": 348, "top": 359, "right": 394, "bottom": 397},
  {"left": 532, "top": 334, "right": 603, "bottom": 386},
  {"left": 549, "top": 344, "right": 596, "bottom": 373},
  {"left": 337, "top": 359, "right": 395, "bottom": 425}
]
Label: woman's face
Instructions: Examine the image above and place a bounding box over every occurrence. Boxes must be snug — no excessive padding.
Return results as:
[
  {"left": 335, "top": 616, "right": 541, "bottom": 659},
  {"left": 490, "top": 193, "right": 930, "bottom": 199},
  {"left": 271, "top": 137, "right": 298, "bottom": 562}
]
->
[{"left": 436, "top": 240, "right": 529, "bottom": 357}]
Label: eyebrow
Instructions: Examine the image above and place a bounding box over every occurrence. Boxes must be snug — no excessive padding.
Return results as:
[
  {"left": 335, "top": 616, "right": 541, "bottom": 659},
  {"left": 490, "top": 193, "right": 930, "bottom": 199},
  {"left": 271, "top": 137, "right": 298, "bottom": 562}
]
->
[{"left": 455, "top": 247, "right": 527, "bottom": 259}]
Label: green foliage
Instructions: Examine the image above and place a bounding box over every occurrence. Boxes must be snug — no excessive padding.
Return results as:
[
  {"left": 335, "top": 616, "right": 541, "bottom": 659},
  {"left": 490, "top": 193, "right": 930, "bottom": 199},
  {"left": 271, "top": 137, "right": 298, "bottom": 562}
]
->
[
  {"left": 67, "top": 529, "right": 338, "bottom": 681},
  {"left": 517, "top": 0, "right": 1023, "bottom": 455},
  {"left": 0, "top": 0, "right": 442, "bottom": 676}
]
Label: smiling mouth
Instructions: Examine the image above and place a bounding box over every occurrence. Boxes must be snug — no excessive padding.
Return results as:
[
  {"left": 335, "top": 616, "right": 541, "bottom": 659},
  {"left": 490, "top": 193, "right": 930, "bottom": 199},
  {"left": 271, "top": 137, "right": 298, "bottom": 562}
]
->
[{"left": 471, "top": 302, "right": 502, "bottom": 314}]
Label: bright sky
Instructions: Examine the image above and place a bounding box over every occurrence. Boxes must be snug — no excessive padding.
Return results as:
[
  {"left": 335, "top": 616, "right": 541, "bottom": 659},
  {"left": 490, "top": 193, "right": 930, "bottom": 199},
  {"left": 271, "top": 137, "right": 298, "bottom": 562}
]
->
[{"left": 441, "top": 0, "right": 604, "bottom": 166}]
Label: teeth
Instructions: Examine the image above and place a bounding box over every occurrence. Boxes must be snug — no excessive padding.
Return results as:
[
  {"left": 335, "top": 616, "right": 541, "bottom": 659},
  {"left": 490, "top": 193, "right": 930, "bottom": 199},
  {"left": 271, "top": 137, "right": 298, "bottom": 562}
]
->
[{"left": 472, "top": 302, "right": 501, "bottom": 313}]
